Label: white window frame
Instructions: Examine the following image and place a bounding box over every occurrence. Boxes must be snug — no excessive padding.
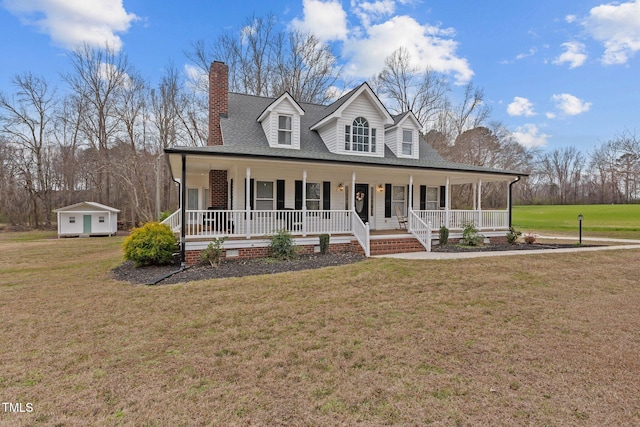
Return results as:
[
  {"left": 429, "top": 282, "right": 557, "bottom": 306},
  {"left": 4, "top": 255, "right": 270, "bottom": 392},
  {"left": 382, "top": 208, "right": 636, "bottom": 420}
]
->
[
  {"left": 345, "top": 117, "right": 376, "bottom": 153},
  {"left": 402, "top": 129, "right": 413, "bottom": 156},
  {"left": 306, "top": 182, "right": 321, "bottom": 210},
  {"left": 392, "top": 185, "right": 406, "bottom": 216},
  {"left": 255, "top": 181, "right": 274, "bottom": 210},
  {"left": 426, "top": 187, "right": 438, "bottom": 210},
  {"left": 278, "top": 115, "right": 292, "bottom": 145}
]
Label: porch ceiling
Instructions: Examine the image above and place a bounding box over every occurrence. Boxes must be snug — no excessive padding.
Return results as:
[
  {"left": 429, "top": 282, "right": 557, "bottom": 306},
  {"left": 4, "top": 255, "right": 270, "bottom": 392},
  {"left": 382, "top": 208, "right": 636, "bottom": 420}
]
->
[{"left": 166, "top": 152, "right": 518, "bottom": 184}]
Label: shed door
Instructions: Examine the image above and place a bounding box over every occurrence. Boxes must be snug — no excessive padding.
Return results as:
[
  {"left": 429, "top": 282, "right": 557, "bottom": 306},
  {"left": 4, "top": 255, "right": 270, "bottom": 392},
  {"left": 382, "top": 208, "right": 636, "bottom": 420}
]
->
[{"left": 83, "top": 215, "right": 92, "bottom": 234}]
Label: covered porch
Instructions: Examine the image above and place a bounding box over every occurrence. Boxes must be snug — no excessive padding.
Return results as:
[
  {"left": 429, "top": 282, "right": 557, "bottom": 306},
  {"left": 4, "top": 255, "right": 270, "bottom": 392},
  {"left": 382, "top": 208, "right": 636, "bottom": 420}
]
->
[{"left": 163, "top": 151, "right": 519, "bottom": 259}]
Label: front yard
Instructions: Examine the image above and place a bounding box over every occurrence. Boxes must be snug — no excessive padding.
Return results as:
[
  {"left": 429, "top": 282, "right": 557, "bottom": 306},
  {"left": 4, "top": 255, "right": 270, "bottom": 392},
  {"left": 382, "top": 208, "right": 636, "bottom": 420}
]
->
[{"left": 1, "top": 231, "right": 640, "bottom": 425}]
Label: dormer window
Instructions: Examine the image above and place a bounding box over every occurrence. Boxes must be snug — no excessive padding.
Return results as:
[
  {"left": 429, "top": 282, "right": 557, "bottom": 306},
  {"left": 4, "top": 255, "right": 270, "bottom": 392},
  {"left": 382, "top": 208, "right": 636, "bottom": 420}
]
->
[
  {"left": 345, "top": 117, "right": 376, "bottom": 153},
  {"left": 278, "top": 115, "right": 292, "bottom": 145},
  {"left": 402, "top": 129, "right": 413, "bottom": 155}
]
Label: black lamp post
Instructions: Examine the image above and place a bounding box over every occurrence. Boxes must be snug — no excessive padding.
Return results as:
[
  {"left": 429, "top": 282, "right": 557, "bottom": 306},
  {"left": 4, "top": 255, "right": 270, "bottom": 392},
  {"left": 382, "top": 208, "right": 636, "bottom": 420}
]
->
[{"left": 578, "top": 213, "right": 583, "bottom": 245}]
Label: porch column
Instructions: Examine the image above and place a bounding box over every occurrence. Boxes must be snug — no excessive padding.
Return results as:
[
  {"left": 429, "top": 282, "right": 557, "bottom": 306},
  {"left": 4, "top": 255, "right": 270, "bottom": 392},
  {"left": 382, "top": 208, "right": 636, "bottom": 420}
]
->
[
  {"left": 473, "top": 182, "right": 477, "bottom": 210},
  {"left": 180, "top": 153, "right": 187, "bottom": 268},
  {"left": 477, "top": 179, "right": 483, "bottom": 229},
  {"left": 409, "top": 175, "right": 414, "bottom": 210},
  {"left": 351, "top": 172, "right": 356, "bottom": 211},
  {"left": 302, "top": 169, "right": 307, "bottom": 237},
  {"left": 245, "top": 167, "right": 251, "bottom": 239},
  {"left": 408, "top": 175, "right": 414, "bottom": 231},
  {"left": 445, "top": 176, "right": 450, "bottom": 228}
]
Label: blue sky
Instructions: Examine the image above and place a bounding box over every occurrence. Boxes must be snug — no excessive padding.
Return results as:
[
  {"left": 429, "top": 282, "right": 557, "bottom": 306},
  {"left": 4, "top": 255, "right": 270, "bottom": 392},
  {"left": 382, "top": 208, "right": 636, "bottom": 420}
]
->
[{"left": 1, "top": 0, "right": 639, "bottom": 153}]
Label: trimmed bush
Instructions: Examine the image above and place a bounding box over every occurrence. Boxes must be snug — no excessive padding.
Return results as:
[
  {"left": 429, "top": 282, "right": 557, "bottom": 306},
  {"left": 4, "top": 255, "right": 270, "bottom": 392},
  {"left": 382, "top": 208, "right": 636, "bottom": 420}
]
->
[
  {"left": 200, "top": 237, "right": 227, "bottom": 267},
  {"left": 506, "top": 227, "right": 522, "bottom": 244},
  {"left": 460, "top": 220, "right": 484, "bottom": 246},
  {"left": 439, "top": 225, "right": 449, "bottom": 245},
  {"left": 319, "top": 234, "right": 330, "bottom": 254},
  {"left": 269, "top": 229, "right": 298, "bottom": 260},
  {"left": 123, "top": 222, "right": 177, "bottom": 267}
]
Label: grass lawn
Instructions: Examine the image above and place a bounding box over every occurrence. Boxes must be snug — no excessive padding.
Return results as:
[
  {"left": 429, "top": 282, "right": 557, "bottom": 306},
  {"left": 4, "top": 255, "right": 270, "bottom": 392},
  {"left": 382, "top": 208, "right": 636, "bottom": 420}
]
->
[
  {"left": 2, "top": 231, "right": 640, "bottom": 425},
  {"left": 513, "top": 204, "right": 640, "bottom": 239}
]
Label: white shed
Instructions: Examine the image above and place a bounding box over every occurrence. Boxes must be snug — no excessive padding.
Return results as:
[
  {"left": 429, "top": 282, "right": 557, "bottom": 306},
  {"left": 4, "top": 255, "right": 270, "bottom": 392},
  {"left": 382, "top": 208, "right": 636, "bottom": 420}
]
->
[{"left": 54, "top": 202, "right": 120, "bottom": 237}]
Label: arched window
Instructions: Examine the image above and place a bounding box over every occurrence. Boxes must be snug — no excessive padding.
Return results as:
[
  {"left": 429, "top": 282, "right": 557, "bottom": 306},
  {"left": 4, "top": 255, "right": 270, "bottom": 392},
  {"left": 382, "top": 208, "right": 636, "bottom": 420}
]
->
[{"left": 344, "top": 117, "right": 376, "bottom": 152}]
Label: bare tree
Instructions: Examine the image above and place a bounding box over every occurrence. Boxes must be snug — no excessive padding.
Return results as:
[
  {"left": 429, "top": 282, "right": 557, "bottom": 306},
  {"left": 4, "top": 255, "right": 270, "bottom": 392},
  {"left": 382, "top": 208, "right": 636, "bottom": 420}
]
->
[
  {"left": 0, "top": 73, "right": 57, "bottom": 226},
  {"left": 538, "top": 146, "right": 585, "bottom": 204},
  {"left": 63, "top": 43, "right": 133, "bottom": 205},
  {"left": 372, "top": 47, "right": 449, "bottom": 128},
  {"left": 187, "top": 13, "right": 342, "bottom": 104}
]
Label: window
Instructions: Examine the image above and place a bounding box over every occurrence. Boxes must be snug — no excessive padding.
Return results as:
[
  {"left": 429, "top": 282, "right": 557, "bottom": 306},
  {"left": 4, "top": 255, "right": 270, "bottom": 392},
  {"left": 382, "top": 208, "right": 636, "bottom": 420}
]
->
[
  {"left": 426, "top": 187, "right": 438, "bottom": 210},
  {"left": 69, "top": 216, "right": 75, "bottom": 223},
  {"left": 392, "top": 185, "right": 406, "bottom": 216},
  {"left": 306, "top": 183, "right": 320, "bottom": 210},
  {"left": 255, "top": 181, "right": 274, "bottom": 210},
  {"left": 345, "top": 117, "right": 376, "bottom": 153},
  {"left": 402, "top": 129, "right": 413, "bottom": 155},
  {"left": 187, "top": 188, "right": 199, "bottom": 210},
  {"left": 344, "top": 125, "right": 351, "bottom": 150},
  {"left": 278, "top": 115, "right": 292, "bottom": 145},
  {"left": 98, "top": 216, "right": 105, "bottom": 223}
]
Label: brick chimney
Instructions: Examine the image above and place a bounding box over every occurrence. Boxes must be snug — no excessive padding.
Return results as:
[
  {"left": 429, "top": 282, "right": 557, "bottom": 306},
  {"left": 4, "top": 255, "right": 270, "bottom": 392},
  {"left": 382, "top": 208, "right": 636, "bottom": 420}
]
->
[{"left": 208, "top": 61, "right": 228, "bottom": 146}]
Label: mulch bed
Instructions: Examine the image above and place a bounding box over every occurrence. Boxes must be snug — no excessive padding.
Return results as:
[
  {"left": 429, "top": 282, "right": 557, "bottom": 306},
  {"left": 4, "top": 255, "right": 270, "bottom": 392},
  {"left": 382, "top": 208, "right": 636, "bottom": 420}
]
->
[
  {"left": 111, "top": 252, "right": 366, "bottom": 285},
  {"left": 112, "top": 243, "right": 600, "bottom": 285}
]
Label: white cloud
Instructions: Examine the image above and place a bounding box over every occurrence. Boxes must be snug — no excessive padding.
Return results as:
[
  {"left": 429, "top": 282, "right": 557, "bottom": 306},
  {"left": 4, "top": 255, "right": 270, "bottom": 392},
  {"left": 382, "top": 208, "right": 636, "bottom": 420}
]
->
[
  {"left": 2, "top": 0, "right": 138, "bottom": 51},
  {"left": 291, "top": 1, "right": 473, "bottom": 84},
  {"left": 565, "top": 15, "right": 577, "bottom": 24},
  {"left": 551, "top": 93, "right": 592, "bottom": 115},
  {"left": 507, "top": 97, "right": 536, "bottom": 117},
  {"left": 290, "top": 0, "right": 349, "bottom": 41},
  {"left": 342, "top": 15, "right": 473, "bottom": 84},
  {"left": 512, "top": 124, "right": 550, "bottom": 148},
  {"left": 553, "top": 41, "right": 588, "bottom": 68},
  {"left": 583, "top": 0, "right": 640, "bottom": 65},
  {"left": 352, "top": 0, "right": 396, "bottom": 27}
]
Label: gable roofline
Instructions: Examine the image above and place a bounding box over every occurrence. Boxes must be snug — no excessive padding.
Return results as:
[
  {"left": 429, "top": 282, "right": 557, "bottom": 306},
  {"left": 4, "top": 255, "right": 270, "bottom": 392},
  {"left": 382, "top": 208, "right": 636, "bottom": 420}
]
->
[
  {"left": 256, "top": 91, "right": 305, "bottom": 122},
  {"left": 54, "top": 201, "right": 120, "bottom": 213},
  {"left": 387, "top": 111, "right": 422, "bottom": 130},
  {"left": 310, "top": 82, "right": 394, "bottom": 130}
]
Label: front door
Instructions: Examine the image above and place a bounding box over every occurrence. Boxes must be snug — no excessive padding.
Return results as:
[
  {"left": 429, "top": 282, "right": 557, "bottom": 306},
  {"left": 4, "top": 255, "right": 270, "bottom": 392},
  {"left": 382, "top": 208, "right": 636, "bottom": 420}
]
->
[
  {"left": 83, "top": 215, "right": 92, "bottom": 234},
  {"left": 355, "top": 183, "right": 369, "bottom": 223}
]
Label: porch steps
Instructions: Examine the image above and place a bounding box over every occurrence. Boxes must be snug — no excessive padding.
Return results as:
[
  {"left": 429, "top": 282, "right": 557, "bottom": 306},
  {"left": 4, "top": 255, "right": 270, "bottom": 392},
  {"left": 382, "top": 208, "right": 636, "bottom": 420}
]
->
[{"left": 367, "top": 235, "right": 426, "bottom": 256}]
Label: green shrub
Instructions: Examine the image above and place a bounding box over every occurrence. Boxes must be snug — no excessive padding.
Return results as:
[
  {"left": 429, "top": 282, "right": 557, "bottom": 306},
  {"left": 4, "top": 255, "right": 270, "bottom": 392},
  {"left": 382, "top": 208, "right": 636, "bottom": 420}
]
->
[
  {"left": 123, "top": 222, "right": 177, "bottom": 267},
  {"left": 269, "top": 229, "right": 297, "bottom": 260},
  {"left": 506, "top": 227, "right": 522, "bottom": 244},
  {"left": 200, "top": 237, "right": 227, "bottom": 267},
  {"left": 439, "top": 225, "right": 449, "bottom": 245},
  {"left": 319, "top": 234, "right": 330, "bottom": 254},
  {"left": 460, "top": 220, "right": 484, "bottom": 246},
  {"left": 159, "top": 210, "right": 173, "bottom": 222}
]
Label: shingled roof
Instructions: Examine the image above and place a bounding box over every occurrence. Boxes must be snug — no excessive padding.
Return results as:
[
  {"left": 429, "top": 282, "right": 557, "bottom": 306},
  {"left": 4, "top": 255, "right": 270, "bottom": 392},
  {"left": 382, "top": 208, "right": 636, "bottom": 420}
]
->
[{"left": 167, "top": 91, "right": 525, "bottom": 177}]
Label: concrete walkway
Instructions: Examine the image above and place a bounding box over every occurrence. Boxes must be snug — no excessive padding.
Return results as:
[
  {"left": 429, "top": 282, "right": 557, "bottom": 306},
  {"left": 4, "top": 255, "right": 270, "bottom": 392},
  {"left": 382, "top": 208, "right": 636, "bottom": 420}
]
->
[{"left": 375, "top": 236, "right": 640, "bottom": 260}]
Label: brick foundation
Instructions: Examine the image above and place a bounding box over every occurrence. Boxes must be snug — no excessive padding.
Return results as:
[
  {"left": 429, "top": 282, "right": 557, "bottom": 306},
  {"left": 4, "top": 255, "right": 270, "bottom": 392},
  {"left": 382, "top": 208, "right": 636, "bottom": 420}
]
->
[{"left": 185, "top": 241, "right": 359, "bottom": 266}]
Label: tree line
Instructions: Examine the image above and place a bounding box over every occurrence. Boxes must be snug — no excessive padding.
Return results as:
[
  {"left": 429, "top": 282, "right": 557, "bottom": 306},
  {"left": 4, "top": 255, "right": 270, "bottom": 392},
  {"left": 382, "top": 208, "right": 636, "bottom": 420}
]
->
[{"left": 1, "top": 14, "right": 638, "bottom": 228}]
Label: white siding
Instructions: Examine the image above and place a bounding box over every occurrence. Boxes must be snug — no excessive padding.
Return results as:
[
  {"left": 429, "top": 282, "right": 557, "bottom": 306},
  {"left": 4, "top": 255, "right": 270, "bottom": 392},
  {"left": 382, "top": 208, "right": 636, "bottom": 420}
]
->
[{"left": 261, "top": 98, "right": 302, "bottom": 149}]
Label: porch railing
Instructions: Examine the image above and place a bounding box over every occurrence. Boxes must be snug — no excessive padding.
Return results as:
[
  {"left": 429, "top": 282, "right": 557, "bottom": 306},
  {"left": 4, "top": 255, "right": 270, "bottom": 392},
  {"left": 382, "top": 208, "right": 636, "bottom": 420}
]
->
[
  {"left": 408, "top": 209, "right": 432, "bottom": 252},
  {"left": 413, "top": 209, "right": 508, "bottom": 230},
  {"left": 351, "top": 210, "right": 370, "bottom": 257},
  {"left": 161, "top": 208, "right": 508, "bottom": 240},
  {"left": 174, "top": 209, "right": 353, "bottom": 239}
]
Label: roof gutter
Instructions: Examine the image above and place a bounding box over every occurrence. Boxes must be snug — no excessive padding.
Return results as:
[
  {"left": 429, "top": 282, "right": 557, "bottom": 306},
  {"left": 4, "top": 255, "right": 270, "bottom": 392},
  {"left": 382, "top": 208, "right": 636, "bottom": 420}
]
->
[
  {"left": 508, "top": 176, "right": 522, "bottom": 228},
  {"left": 164, "top": 147, "right": 529, "bottom": 179}
]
